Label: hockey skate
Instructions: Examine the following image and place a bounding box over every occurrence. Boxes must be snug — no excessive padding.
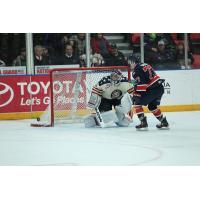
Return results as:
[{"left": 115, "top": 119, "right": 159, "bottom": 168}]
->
[
  {"left": 156, "top": 117, "right": 169, "bottom": 129},
  {"left": 135, "top": 116, "right": 148, "bottom": 130}
]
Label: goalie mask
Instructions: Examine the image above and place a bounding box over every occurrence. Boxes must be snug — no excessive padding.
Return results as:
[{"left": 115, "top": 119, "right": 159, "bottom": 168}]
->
[{"left": 110, "top": 69, "right": 123, "bottom": 84}]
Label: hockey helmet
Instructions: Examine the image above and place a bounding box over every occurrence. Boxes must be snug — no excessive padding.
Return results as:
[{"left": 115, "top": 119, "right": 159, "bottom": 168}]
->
[
  {"left": 129, "top": 54, "right": 141, "bottom": 64},
  {"left": 110, "top": 69, "right": 123, "bottom": 84}
]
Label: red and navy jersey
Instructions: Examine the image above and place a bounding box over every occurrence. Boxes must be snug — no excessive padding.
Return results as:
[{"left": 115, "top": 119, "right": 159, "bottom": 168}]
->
[{"left": 132, "top": 63, "right": 163, "bottom": 92}]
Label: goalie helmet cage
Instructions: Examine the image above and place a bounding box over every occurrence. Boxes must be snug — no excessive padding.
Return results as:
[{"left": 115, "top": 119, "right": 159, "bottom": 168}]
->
[{"left": 31, "top": 66, "right": 131, "bottom": 127}]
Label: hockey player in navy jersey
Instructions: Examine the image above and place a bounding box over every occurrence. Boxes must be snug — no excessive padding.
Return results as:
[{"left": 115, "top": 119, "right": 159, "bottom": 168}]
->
[
  {"left": 84, "top": 69, "right": 134, "bottom": 128},
  {"left": 129, "top": 55, "right": 169, "bottom": 129}
]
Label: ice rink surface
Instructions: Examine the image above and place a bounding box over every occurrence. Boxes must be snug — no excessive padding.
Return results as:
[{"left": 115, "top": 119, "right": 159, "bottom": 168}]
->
[{"left": 0, "top": 111, "right": 200, "bottom": 166}]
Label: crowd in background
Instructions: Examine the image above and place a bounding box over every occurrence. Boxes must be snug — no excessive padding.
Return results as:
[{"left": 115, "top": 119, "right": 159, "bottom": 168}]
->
[
  {"left": 142, "top": 33, "right": 194, "bottom": 70},
  {"left": 0, "top": 33, "right": 198, "bottom": 70}
]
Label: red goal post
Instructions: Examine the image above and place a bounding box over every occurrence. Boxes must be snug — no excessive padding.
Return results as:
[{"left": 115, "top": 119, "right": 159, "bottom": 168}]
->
[{"left": 31, "top": 66, "right": 131, "bottom": 127}]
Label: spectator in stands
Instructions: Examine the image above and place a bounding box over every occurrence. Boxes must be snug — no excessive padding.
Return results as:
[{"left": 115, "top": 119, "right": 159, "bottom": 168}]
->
[
  {"left": 70, "top": 33, "right": 86, "bottom": 56},
  {"left": 59, "top": 44, "right": 80, "bottom": 66},
  {"left": 91, "top": 53, "right": 105, "bottom": 66},
  {"left": 144, "top": 33, "right": 176, "bottom": 63},
  {"left": 68, "top": 38, "right": 78, "bottom": 56},
  {"left": 144, "top": 33, "right": 159, "bottom": 63},
  {"left": 42, "top": 46, "right": 54, "bottom": 65},
  {"left": 34, "top": 45, "right": 51, "bottom": 66},
  {"left": 156, "top": 33, "right": 176, "bottom": 52},
  {"left": 151, "top": 40, "right": 178, "bottom": 70},
  {"left": 12, "top": 48, "right": 26, "bottom": 66},
  {"left": 60, "top": 34, "right": 72, "bottom": 55},
  {"left": 176, "top": 42, "right": 194, "bottom": 69},
  {"left": 91, "top": 33, "right": 111, "bottom": 58},
  {"left": 80, "top": 50, "right": 105, "bottom": 67},
  {"left": 104, "top": 43, "right": 128, "bottom": 66},
  {"left": 144, "top": 33, "right": 158, "bottom": 50},
  {"left": 60, "top": 35, "right": 78, "bottom": 57}
]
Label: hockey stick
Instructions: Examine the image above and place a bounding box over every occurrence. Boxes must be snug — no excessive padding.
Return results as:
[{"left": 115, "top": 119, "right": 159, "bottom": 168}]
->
[
  {"left": 31, "top": 123, "right": 52, "bottom": 127},
  {"left": 95, "top": 107, "right": 105, "bottom": 128}
]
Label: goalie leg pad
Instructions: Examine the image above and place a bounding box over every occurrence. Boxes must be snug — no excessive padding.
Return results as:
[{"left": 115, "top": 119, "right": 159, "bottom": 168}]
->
[
  {"left": 84, "top": 114, "right": 99, "bottom": 128},
  {"left": 101, "top": 110, "right": 118, "bottom": 124},
  {"left": 115, "top": 112, "right": 133, "bottom": 127},
  {"left": 115, "top": 92, "right": 133, "bottom": 114},
  {"left": 84, "top": 110, "right": 119, "bottom": 128}
]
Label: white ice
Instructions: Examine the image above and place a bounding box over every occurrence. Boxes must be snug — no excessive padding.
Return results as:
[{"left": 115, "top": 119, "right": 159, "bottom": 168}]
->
[{"left": 0, "top": 111, "right": 200, "bottom": 166}]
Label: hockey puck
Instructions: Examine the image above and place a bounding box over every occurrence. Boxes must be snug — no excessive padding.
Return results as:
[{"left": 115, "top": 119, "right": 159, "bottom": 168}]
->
[{"left": 36, "top": 117, "right": 41, "bottom": 122}]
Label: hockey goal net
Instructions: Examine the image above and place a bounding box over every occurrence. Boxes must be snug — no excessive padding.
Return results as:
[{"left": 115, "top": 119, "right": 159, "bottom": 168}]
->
[{"left": 31, "top": 66, "right": 131, "bottom": 127}]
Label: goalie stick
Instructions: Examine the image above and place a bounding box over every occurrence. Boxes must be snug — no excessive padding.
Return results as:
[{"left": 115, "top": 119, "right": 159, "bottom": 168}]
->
[{"left": 95, "top": 107, "right": 105, "bottom": 128}]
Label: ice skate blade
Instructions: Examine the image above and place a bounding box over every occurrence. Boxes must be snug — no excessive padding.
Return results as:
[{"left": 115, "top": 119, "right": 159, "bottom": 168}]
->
[
  {"left": 136, "top": 127, "right": 148, "bottom": 131},
  {"left": 156, "top": 126, "right": 170, "bottom": 130}
]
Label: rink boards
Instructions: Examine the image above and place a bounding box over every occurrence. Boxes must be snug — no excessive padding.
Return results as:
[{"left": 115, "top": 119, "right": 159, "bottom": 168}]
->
[{"left": 0, "top": 69, "right": 200, "bottom": 120}]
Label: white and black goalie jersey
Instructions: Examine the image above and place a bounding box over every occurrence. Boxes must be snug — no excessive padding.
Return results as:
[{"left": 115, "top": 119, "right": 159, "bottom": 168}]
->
[{"left": 91, "top": 75, "right": 134, "bottom": 100}]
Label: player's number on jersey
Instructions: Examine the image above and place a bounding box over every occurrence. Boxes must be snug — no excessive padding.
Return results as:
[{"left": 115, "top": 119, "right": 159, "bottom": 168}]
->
[{"left": 142, "top": 65, "right": 154, "bottom": 80}]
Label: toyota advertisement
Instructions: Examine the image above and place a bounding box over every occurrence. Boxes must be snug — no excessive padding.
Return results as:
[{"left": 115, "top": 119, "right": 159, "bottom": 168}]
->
[{"left": 0, "top": 74, "right": 86, "bottom": 115}]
